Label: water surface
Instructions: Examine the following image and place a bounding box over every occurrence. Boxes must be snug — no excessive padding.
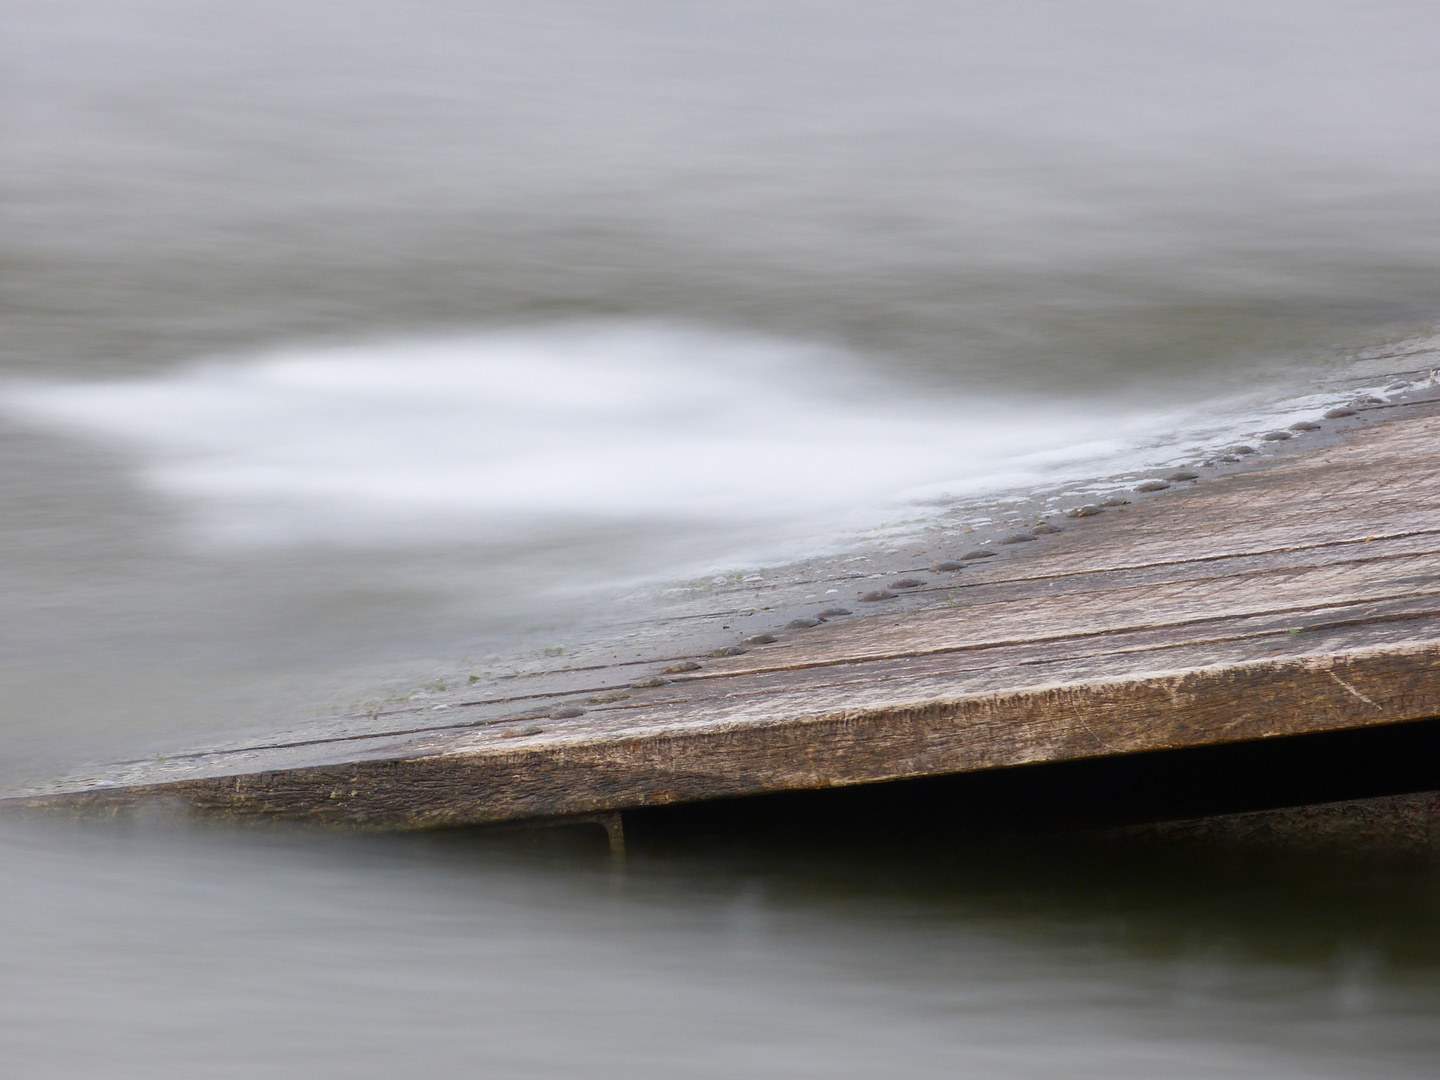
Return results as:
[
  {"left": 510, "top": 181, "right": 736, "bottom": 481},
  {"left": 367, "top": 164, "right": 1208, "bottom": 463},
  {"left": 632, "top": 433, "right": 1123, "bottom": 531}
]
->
[{"left": 4, "top": 1, "right": 1440, "bottom": 1072}]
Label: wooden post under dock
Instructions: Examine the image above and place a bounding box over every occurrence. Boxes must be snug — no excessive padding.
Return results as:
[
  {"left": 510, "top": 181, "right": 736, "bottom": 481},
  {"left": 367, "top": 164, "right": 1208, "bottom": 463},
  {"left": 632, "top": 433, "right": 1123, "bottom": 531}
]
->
[{"left": 10, "top": 396, "right": 1440, "bottom": 830}]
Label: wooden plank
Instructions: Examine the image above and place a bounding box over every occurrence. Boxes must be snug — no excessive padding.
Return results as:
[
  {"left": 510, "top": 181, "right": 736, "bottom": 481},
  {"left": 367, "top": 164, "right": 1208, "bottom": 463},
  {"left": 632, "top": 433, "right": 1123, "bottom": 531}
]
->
[{"left": 10, "top": 397, "right": 1440, "bottom": 828}]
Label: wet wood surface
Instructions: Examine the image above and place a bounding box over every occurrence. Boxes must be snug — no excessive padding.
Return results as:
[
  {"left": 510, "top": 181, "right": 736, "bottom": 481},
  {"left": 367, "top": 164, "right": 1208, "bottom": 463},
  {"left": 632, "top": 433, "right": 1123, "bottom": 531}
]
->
[{"left": 12, "top": 398, "right": 1440, "bottom": 829}]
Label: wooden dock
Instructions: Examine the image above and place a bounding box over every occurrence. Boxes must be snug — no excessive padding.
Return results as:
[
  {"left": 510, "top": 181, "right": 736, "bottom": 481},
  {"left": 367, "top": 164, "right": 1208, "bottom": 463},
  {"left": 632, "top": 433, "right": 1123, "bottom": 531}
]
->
[{"left": 11, "top": 392, "right": 1440, "bottom": 830}]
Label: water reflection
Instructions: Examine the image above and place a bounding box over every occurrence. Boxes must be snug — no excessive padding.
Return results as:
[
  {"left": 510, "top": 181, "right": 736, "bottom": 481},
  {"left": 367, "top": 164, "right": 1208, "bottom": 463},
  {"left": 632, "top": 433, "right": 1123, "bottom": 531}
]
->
[{"left": 4, "top": 810, "right": 1437, "bottom": 1077}]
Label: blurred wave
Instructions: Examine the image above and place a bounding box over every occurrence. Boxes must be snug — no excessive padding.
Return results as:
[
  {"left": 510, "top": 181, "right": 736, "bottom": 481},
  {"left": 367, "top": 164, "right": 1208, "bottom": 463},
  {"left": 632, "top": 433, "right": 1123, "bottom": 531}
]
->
[{"left": 1, "top": 322, "right": 1330, "bottom": 554}]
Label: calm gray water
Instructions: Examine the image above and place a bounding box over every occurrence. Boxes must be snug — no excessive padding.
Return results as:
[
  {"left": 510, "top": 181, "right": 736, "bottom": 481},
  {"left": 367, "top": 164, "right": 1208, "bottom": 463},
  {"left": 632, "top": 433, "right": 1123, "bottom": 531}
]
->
[{"left": 4, "top": 1, "right": 1440, "bottom": 1073}]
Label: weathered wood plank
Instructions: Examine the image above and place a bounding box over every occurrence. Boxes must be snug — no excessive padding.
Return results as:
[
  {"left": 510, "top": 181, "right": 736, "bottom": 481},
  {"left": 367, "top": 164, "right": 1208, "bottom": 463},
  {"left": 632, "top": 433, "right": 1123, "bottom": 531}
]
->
[
  {"left": 25, "top": 645, "right": 1440, "bottom": 829},
  {"left": 10, "top": 398, "right": 1440, "bottom": 828}
]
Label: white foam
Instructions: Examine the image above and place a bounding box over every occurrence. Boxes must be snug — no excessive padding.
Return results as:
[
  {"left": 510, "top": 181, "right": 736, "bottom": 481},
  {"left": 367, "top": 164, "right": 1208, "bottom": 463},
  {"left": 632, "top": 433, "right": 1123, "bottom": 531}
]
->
[{"left": 0, "top": 323, "right": 1329, "bottom": 555}]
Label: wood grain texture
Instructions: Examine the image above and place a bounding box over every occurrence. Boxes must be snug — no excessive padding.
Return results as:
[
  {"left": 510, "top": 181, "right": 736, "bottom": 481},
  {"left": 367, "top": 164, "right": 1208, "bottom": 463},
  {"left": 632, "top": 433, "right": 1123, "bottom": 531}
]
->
[{"left": 11, "top": 404, "right": 1440, "bottom": 828}]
